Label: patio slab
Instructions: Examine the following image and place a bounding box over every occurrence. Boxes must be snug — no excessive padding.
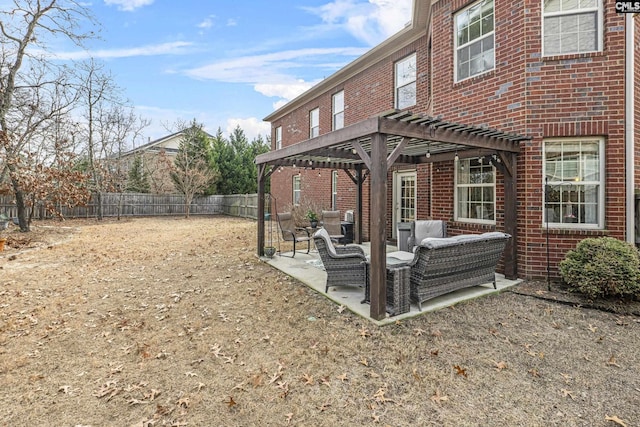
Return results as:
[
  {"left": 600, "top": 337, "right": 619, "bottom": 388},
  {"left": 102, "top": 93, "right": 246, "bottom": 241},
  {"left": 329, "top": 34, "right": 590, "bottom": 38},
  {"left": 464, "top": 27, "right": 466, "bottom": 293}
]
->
[{"left": 261, "top": 244, "right": 521, "bottom": 326}]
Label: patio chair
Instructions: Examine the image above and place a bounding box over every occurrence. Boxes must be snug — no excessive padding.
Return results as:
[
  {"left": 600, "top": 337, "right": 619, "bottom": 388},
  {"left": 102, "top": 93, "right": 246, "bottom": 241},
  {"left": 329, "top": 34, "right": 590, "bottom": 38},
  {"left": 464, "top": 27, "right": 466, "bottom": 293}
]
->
[
  {"left": 276, "top": 212, "right": 311, "bottom": 257},
  {"left": 313, "top": 228, "right": 367, "bottom": 293},
  {"left": 321, "top": 210, "right": 345, "bottom": 244}
]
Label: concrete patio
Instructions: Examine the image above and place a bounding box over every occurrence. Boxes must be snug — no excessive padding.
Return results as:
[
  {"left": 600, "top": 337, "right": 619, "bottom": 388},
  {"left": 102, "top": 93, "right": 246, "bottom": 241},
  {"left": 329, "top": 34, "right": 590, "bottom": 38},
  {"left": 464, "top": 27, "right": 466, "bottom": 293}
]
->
[{"left": 261, "top": 243, "right": 521, "bottom": 326}]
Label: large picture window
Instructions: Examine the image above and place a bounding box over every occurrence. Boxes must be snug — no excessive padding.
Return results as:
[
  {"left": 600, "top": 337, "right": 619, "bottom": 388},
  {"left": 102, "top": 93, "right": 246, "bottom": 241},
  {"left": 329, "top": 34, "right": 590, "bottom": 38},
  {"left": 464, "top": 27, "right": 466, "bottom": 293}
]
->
[
  {"left": 293, "top": 175, "right": 301, "bottom": 206},
  {"left": 395, "top": 54, "right": 416, "bottom": 109},
  {"left": 455, "top": 157, "right": 495, "bottom": 223},
  {"left": 543, "top": 0, "right": 601, "bottom": 56},
  {"left": 544, "top": 138, "right": 603, "bottom": 227},
  {"left": 310, "top": 108, "right": 319, "bottom": 138},
  {"left": 455, "top": 0, "right": 494, "bottom": 81},
  {"left": 332, "top": 91, "right": 344, "bottom": 130}
]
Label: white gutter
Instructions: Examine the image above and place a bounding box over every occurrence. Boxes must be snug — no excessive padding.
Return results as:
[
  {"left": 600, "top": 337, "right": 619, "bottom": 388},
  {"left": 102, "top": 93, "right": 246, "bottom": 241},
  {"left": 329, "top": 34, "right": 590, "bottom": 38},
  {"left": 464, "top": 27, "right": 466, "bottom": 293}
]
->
[{"left": 625, "top": 14, "right": 635, "bottom": 244}]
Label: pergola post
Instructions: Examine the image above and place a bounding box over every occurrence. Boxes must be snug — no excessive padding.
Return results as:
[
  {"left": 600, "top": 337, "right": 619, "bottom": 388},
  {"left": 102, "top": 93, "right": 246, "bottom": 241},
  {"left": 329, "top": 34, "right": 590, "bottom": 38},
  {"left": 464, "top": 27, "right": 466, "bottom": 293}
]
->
[
  {"left": 501, "top": 152, "right": 518, "bottom": 279},
  {"left": 369, "top": 133, "right": 388, "bottom": 320},
  {"left": 355, "top": 164, "right": 364, "bottom": 244},
  {"left": 257, "top": 164, "right": 266, "bottom": 257}
]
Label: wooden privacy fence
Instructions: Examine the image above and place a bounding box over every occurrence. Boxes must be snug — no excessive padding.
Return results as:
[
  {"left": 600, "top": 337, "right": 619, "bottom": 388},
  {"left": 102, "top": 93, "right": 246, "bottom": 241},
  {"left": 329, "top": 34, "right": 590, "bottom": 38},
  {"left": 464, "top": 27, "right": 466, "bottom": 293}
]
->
[{"left": 0, "top": 193, "right": 259, "bottom": 220}]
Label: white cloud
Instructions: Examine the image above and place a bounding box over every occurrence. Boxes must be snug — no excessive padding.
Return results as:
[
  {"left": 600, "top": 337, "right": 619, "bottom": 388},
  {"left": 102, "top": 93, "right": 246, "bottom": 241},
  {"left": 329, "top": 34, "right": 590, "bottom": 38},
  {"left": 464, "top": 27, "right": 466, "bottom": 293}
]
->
[
  {"left": 49, "top": 41, "right": 193, "bottom": 61},
  {"left": 198, "top": 16, "right": 215, "bottom": 29},
  {"left": 104, "top": 0, "right": 155, "bottom": 12},
  {"left": 184, "top": 46, "right": 365, "bottom": 102},
  {"left": 227, "top": 18, "right": 238, "bottom": 27},
  {"left": 226, "top": 117, "right": 271, "bottom": 141},
  {"left": 304, "top": 0, "right": 412, "bottom": 46}
]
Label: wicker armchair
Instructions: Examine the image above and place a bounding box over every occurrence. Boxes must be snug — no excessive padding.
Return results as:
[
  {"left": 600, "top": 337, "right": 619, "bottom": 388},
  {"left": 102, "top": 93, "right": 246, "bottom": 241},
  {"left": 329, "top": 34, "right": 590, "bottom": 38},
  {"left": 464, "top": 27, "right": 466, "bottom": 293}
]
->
[
  {"left": 276, "top": 212, "right": 311, "bottom": 257},
  {"left": 313, "top": 228, "right": 367, "bottom": 293}
]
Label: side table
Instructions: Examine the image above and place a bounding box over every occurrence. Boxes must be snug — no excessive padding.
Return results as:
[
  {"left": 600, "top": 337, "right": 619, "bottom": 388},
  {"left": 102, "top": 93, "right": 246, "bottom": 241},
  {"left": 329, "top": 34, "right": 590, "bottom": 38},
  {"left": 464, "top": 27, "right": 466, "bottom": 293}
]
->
[{"left": 363, "top": 262, "right": 411, "bottom": 316}]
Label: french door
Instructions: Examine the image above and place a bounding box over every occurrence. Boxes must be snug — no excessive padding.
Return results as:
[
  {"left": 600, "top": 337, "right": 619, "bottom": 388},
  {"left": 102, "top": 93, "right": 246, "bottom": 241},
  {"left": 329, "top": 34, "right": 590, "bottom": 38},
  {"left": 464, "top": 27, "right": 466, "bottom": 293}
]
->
[{"left": 393, "top": 171, "right": 416, "bottom": 239}]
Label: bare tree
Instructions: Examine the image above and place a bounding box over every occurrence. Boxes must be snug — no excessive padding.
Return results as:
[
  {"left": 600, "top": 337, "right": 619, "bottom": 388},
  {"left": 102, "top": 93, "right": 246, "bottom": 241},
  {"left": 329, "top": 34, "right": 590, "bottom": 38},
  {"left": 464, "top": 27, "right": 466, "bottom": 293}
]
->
[
  {"left": 170, "top": 121, "right": 218, "bottom": 217},
  {"left": 0, "top": 0, "right": 97, "bottom": 231}
]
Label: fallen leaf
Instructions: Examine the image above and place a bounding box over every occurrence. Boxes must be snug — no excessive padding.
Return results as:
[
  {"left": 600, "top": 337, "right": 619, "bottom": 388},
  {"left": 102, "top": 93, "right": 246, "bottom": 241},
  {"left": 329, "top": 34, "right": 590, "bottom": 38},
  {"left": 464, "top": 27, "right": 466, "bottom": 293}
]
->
[
  {"left": 359, "top": 326, "right": 371, "bottom": 338},
  {"left": 224, "top": 396, "right": 236, "bottom": 408},
  {"left": 430, "top": 389, "right": 449, "bottom": 404},
  {"left": 560, "top": 388, "right": 575, "bottom": 400},
  {"left": 413, "top": 328, "right": 426, "bottom": 336},
  {"left": 607, "top": 355, "right": 621, "bottom": 368},
  {"left": 588, "top": 324, "right": 598, "bottom": 333},
  {"left": 493, "top": 360, "right": 507, "bottom": 371},
  {"left": 336, "top": 373, "right": 348, "bottom": 382},
  {"left": 605, "top": 415, "right": 628, "bottom": 426},
  {"left": 359, "top": 358, "right": 369, "bottom": 366},
  {"left": 453, "top": 365, "right": 468, "bottom": 378},
  {"left": 301, "top": 373, "right": 314, "bottom": 385},
  {"left": 285, "top": 413, "right": 293, "bottom": 425}
]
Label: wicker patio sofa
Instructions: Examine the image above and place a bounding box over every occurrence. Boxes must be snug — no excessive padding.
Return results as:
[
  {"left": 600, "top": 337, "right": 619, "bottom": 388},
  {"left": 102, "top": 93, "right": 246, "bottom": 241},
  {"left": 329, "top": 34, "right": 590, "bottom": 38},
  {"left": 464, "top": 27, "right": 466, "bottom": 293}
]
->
[
  {"left": 387, "top": 232, "right": 511, "bottom": 310},
  {"left": 313, "top": 228, "right": 367, "bottom": 293}
]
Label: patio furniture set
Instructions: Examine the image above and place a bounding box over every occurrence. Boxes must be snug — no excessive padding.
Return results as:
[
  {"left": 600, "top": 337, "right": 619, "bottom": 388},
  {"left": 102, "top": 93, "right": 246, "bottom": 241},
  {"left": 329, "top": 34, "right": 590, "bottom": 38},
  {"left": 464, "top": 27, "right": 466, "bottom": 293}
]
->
[{"left": 312, "top": 220, "right": 512, "bottom": 315}]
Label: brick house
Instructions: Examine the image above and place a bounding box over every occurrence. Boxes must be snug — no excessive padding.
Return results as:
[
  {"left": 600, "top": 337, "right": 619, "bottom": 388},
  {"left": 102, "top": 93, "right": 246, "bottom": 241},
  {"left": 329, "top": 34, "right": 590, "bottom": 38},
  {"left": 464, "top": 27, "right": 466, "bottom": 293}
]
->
[{"left": 255, "top": 0, "right": 638, "bottom": 319}]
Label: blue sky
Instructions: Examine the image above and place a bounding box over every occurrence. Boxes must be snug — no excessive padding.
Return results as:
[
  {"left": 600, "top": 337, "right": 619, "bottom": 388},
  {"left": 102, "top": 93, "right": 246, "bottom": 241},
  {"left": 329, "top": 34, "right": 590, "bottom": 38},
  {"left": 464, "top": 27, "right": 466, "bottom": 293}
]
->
[{"left": 54, "top": 0, "right": 413, "bottom": 144}]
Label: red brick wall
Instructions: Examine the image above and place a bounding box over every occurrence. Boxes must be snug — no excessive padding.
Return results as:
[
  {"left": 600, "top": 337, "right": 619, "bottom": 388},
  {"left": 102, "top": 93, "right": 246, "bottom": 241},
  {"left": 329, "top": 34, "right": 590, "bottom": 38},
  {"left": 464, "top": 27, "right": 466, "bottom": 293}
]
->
[{"left": 269, "top": 0, "right": 629, "bottom": 279}]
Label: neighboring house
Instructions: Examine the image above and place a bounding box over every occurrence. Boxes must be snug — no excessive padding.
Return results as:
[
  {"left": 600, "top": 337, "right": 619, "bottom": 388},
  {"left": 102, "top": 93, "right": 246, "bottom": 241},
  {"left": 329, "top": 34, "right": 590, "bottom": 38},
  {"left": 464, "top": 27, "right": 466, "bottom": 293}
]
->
[
  {"left": 119, "top": 130, "right": 213, "bottom": 194},
  {"left": 256, "top": 0, "right": 637, "bottom": 303}
]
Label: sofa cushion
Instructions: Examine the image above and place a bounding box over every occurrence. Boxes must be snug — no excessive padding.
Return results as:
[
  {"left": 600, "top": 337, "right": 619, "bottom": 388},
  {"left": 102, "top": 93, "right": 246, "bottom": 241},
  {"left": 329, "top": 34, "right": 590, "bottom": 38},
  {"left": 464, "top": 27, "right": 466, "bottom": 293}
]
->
[
  {"left": 414, "top": 220, "right": 447, "bottom": 241},
  {"left": 419, "top": 237, "right": 460, "bottom": 249}
]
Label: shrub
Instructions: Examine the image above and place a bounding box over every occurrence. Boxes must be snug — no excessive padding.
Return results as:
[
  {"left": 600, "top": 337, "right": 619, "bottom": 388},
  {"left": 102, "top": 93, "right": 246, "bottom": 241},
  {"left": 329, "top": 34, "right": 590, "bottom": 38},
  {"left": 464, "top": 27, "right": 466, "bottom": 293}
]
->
[{"left": 559, "top": 237, "right": 640, "bottom": 299}]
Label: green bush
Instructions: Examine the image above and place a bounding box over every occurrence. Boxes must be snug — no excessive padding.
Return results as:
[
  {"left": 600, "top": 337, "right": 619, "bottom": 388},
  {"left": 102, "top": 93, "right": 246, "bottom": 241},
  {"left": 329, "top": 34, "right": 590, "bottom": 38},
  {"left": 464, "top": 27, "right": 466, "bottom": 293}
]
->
[{"left": 559, "top": 237, "right": 640, "bottom": 299}]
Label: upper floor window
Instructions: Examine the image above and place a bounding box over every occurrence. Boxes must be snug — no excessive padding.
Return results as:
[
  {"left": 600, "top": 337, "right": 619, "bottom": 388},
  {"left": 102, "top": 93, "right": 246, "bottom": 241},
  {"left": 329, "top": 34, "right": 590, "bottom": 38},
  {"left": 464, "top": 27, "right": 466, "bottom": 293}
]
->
[
  {"left": 543, "top": 138, "right": 603, "bottom": 228},
  {"left": 395, "top": 54, "right": 416, "bottom": 109},
  {"left": 332, "top": 91, "right": 344, "bottom": 130},
  {"left": 455, "top": 157, "right": 495, "bottom": 223},
  {"left": 310, "top": 108, "right": 319, "bottom": 138},
  {"left": 275, "top": 126, "right": 282, "bottom": 150},
  {"left": 293, "top": 175, "right": 301, "bottom": 205},
  {"left": 543, "top": 0, "right": 601, "bottom": 56},
  {"left": 455, "top": 0, "right": 495, "bottom": 82}
]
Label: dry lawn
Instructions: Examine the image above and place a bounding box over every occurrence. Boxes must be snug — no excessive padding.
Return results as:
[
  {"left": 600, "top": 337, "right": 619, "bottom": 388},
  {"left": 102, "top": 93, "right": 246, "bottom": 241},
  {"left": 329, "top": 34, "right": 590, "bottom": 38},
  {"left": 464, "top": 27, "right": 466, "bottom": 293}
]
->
[{"left": 0, "top": 216, "right": 639, "bottom": 427}]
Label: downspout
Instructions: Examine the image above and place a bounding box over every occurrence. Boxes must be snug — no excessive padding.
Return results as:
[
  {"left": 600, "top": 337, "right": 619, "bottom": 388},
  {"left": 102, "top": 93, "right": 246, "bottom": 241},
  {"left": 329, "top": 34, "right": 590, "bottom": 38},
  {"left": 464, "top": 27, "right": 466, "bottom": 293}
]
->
[{"left": 625, "top": 14, "right": 635, "bottom": 244}]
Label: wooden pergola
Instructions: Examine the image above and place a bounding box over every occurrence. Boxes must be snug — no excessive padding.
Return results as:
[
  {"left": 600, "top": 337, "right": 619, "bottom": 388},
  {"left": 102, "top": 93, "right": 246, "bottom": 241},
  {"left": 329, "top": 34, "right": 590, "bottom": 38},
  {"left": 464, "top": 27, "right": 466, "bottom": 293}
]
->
[{"left": 256, "top": 110, "right": 530, "bottom": 320}]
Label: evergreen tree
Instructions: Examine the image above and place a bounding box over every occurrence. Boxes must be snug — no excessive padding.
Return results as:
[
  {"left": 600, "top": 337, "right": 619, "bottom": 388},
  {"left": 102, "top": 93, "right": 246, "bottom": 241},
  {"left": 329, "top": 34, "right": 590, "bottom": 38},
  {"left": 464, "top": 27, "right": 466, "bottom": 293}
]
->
[{"left": 126, "top": 154, "right": 150, "bottom": 193}]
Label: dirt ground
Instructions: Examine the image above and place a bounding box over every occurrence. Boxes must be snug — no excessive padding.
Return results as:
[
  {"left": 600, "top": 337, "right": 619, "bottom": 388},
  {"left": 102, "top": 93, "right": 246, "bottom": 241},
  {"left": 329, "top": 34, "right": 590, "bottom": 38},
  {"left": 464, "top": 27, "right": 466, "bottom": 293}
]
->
[{"left": 0, "top": 216, "right": 639, "bottom": 427}]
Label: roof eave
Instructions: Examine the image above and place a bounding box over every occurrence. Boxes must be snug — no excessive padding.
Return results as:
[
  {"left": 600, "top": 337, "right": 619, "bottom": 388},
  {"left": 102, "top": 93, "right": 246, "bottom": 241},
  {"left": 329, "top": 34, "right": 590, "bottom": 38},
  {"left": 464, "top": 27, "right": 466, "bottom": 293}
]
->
[{"left": 263, "top": 0, "right": 430, "bottom": 123}]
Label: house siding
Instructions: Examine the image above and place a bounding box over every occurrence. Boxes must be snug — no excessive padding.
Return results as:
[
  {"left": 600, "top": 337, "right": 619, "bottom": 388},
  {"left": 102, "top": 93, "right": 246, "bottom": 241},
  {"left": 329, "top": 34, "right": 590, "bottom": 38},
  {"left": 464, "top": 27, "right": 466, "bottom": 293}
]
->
[{"left": 268, "top": 0, "right": 632, "bottom": 280}]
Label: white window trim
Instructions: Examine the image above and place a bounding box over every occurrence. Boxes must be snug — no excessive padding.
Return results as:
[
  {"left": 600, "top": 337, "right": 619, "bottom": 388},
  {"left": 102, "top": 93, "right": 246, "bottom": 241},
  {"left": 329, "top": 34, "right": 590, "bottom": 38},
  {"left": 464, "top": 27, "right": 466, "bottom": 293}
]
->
[
  {"left": 453, "top": 157, "right": 496, "bottom": 225},
  {"left": 394, "top": 53, "right": 417, "bottom": 109},
  {"left": 310, "top": 108, "right": 319, "bottom": 138},
  {"left": 275, "top": 126, "right": 282, "bottom": 150},
  {"left": 541, "top": 0, "right": 603, "bottom": 57},
  {"left": 542, "top": 137, "right": 605, "bottom": 229},
  {"left": 453, "top": 0, "right": 495, "bottom": 83},
  {"left": 332, "top": 91, "right": 344, "bottom": 131},
  {"left": 293, "top": 175, "right": 301, "bottom": 206},
  {"left": 332, "top": 170, "right": 338, "bottom": 209}
]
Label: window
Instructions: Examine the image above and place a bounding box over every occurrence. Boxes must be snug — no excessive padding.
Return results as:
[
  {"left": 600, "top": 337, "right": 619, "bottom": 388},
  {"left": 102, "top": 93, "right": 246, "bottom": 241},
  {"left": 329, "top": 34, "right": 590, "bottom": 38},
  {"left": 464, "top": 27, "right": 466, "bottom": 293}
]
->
[
  {"left": 310, "top": 108, "right": 319, "bottom": 138},
  {"left": 455, "top": 0, "right": 494, "bottom": 81},
  {"left": 332, "top": 91, "right": 344, "bottom": 130},
  {"left": 275, "top": 126, "right": 282, "bottom": 150},
  {"left": 395, "top": 54, "right": 416, "bottom": 109},
  {"left": 293, "top": 175, "right": 301, "bottom": 206},
  {"left": 332, "top": 171, "right": 338, "bottom": 209},
  {"left": 544, "top": 138, "right": 603, "bottom": 227},
  {"left": 543, "top": 0, "right": 601, "bottom": 56},
  {"left": 455, "top": 157, "right": 495, "bottom": 223}
]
